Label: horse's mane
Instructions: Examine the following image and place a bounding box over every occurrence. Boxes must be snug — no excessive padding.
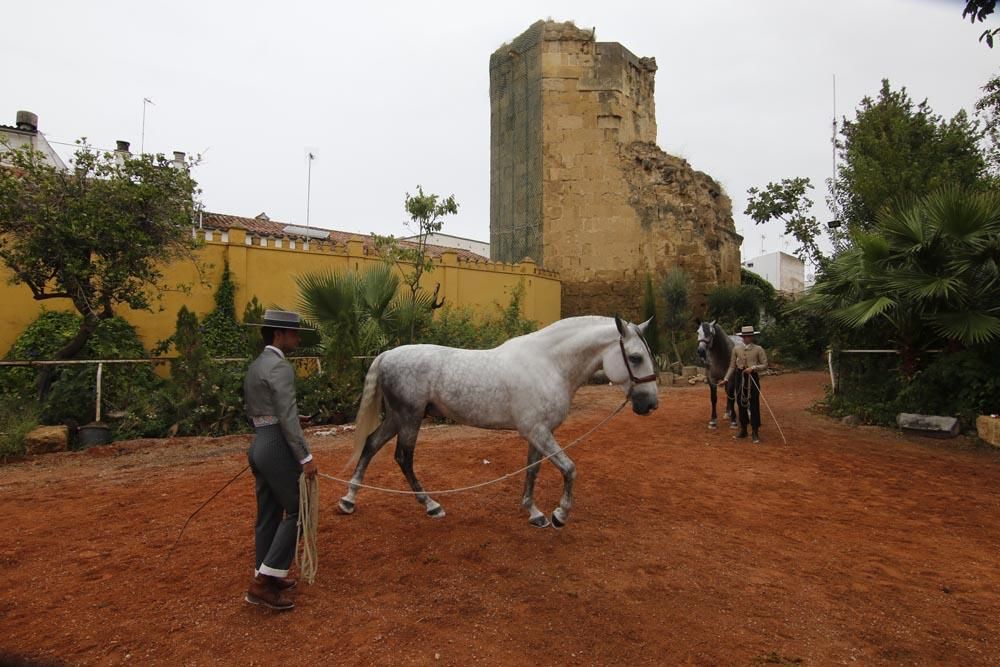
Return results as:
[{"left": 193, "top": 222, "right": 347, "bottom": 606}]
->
[
  {"left": 513, "top": 316, "right": 612, "bottom": 343},
  {"left": 705, "top": 321, "right": 739, "bottom": 376}
]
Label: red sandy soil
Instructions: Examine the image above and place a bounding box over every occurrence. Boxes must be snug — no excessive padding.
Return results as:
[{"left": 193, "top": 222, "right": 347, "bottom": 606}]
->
[{"left": 1, "top": 371, "right": 999, "bottom": 666}]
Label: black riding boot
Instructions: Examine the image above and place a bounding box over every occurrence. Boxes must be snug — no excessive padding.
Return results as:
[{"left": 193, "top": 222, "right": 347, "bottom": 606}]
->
[
  {"left": 734, "top": 428, "right": 748, "bottom": 439},
  {"left": 751, "top": 430, "right": 760, "bottom": 444}
]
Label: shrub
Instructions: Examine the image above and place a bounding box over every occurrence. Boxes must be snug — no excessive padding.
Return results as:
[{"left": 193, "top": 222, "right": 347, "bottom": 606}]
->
[
  {"left": 421, "top": 281, "right": 538, "bottom": 349},
  {"left": 0, "top": 398, "right": 39, "bottom": 461},
  {"left": 760, "top": 295, "right": 829, "bottom": 368},
  {"left": 155, "top": 306, "right": 250, "bottom": 437},
  {"left": 1, "top": 310, "right": 161, "bottom": 430},
  {"left": 297, "top": 366, "right": 364, "bottom": 425},
  {"left": 706, "top": 285, "right": 763, "bottom": 334}
]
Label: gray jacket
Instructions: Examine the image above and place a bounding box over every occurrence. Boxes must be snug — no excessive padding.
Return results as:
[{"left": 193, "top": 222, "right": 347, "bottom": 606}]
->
[{"left": 244, "top": 347, "right": 310, "bottom": 463}]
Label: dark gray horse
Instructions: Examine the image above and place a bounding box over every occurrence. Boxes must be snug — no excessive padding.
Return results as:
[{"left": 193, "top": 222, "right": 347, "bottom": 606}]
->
[
  {"left": 339, "top": 315, "right": 659, "bottom": 528},
  {"left": 696, "top": 320, "right": 743, "bottom": 429}
]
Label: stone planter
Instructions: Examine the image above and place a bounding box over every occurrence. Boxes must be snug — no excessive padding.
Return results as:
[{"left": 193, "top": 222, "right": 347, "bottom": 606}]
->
[
  {"left": 976, "top": 415, "right": 1000, "bottom": 448},
  {"left": 24, "top": 425, "right": 69, "bottom": 455}
]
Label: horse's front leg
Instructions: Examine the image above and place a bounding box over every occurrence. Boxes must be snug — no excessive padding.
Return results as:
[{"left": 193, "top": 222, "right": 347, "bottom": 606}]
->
[
  {"left": 521, "top": 445, "right": 548, "bottom": 528},
  {"left": 708, "top": 381, "right": 718, "bottom": 429},
  {"left": 528, "top": 427, "right": 576, "bottom": 529}
]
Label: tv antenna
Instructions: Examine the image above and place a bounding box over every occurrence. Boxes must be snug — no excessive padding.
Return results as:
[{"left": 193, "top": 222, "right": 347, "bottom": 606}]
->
[
  {"left": 828, "top": 75, "right": 841, "bottom": 229},
  {"left": 305, "top": 151, "right": 316, "bottom": 246},
  {"left": 141, "top": 97, "right": 154, "bottom": 155}
]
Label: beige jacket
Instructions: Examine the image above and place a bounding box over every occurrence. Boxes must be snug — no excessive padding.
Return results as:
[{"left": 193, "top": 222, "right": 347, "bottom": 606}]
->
[{"left": 724, "top": 342, "right": 768, "bottom": 382}]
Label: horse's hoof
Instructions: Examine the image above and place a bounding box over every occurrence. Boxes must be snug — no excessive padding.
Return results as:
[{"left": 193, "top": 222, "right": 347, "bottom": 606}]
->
[
  {"left": 729, "top": 422, "right": 738, "bottom": 429},
  {"left": 708, "top": 421, "right": 717, "bottom": 430},
  {"left": 529, "top": 515, "right": 550, "bottom": 528},
  {"left": 551, "top": 513, "right": 566, "bottom": 529},
  {"left": 426, "top": 505, "right": 446, "bottom": 519},
  {"left": 338, "top": 498, "right": 355, "bottom": 515}
]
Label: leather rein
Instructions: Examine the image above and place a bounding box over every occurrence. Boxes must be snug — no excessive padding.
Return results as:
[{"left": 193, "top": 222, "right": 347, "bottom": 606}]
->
[{"left": 618, "top": 332, "right": 658, "bottom": 387}]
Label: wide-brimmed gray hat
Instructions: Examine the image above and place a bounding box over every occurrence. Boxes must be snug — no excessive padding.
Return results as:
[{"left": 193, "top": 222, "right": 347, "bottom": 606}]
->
[
  {"left": 738, "top": 325, "right": 760, "bottom": 336},
  {"left": 245, "top": 309, "right": 316, "bottom": 331}
]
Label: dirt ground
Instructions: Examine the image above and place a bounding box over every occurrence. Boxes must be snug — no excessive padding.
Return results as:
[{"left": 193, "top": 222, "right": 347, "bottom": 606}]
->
[{"left": 1, "top": 371, "right": 999, "bottom": 666}]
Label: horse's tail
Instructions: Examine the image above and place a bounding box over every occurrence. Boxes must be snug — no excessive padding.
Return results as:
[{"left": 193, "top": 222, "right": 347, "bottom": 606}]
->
[{"left": 349, "top": 354, "right": 383, "bottom": 468}]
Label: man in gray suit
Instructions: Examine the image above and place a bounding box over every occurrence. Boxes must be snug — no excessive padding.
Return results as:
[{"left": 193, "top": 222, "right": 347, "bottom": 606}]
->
[{"left": 243, "top": 309, "right": 318, "bottom": 610}]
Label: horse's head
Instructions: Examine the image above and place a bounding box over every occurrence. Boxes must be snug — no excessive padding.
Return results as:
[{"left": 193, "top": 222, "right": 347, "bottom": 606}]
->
[
  {"left": 696, "top": 320, "right": 717, "bottom": 362},
  {"left": 602, "top": 315, "right": 659, "bottom": 415}
]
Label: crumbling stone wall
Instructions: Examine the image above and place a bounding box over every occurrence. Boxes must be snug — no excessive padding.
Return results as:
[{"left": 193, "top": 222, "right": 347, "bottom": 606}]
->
[{"left": 490, "top": 20, "right": 742, "bottom": 319}]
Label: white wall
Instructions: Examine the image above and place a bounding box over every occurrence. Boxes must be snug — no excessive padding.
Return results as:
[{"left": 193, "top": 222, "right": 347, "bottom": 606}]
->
[{"left": 742, "top": 251, "right": 805, "bottom": 294}]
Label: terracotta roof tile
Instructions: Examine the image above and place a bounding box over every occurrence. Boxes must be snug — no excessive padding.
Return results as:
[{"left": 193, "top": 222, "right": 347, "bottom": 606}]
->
[{"left": 200, "top": 212, "right": 488, "bottom": 262}]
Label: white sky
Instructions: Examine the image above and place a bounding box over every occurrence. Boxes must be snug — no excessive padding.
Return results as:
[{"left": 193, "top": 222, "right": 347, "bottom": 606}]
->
[{"left": 6, "top": 1, "right": 997, "bottom": 267}]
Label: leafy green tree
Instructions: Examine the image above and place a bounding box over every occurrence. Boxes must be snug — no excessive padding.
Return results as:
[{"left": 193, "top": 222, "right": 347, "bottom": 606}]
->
[
  {"left": 659, "top": 268, "right": 692, "bottom": 371},
  {"left": 975, "top": 73, "right": 1000, "bottom": 178},
  {"left": 963, "top": 0, "right": 1000, "bottom": 47},
  {"left": 793, "top": 186, "right": 1000, "bottom": 376},
  {"left": 0, "top": 141, "right": 199, "bottom": 392},
  {"left": 832, "top": 80, "right": 986, "bottom": 236},
  {"left": 372, "top": 185, "right": 458, "bottom": 343},
  {"left": 745, "top": 177, "right": 826, "bottom": 266},
  {"left": 641, "top": 274, "right": 661, "bottom": 356}
]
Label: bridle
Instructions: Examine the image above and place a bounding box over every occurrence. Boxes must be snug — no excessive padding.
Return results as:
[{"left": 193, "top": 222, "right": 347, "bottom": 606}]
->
[{"left": 618, "top": 329, "right": 658, "bottom": 388}]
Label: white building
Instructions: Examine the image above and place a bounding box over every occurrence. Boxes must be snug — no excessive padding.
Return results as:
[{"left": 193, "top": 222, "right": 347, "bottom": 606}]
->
[
  {"left": 742, "top": 251, "right": 805, "bottom": 295},
  {"left": 400, "top": 232, "right": 490, "bottom": 259},
  {"left": 0, "top": 110, "right": 67, "bottom": 170}
]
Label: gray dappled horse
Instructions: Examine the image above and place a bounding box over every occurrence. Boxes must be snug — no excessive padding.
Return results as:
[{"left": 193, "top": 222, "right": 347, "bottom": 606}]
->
[
  {"left": 338, "top": 315, "right": 659, "bottom": 528},
  {"left": 696, "top": 320, "right": 743, "bottom": 429}
]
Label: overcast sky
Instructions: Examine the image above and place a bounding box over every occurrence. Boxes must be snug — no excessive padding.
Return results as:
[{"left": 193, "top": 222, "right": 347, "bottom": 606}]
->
[{"left": 6, "top": 1, "right": 997, "bottom": 268}]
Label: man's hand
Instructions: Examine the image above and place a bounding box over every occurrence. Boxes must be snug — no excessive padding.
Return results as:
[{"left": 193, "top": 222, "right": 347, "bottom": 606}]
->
[
  {"left": 298, "top": 414, "right": 312, "bottom": 427},
  {"left": 717, "top": 379, "right": 727, "bottom": 386},
  {"left": 302, "top": 459, "right": 318, "bottom": 479}
]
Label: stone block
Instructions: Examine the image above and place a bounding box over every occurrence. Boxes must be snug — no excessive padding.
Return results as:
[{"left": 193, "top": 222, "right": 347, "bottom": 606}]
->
[
  {"left": 976, "top": 415, "right": 1000, "bottom": 447},
  {"left": 682, "top": 365, "right": 699, "bottom": 378},
  {"left": 896, "top": 413, "right": 960, "bottom": 439},
  {"left": 24, "top": 425, "right": 69, "bottom": 455},
  {"left": 658, "top": 371, "right": 674, "bottom": 386}
]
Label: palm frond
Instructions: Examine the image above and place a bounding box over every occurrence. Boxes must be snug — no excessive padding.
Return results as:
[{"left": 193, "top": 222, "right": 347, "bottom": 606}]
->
[
  {"left": 925, "top": 310, "right": 1000, "bottom": 345},
  {"left": 832, "top": 296, "right": 896, "bottom": 328}
]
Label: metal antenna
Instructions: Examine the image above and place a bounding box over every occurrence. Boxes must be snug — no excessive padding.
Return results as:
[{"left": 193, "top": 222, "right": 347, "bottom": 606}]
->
[
  {"left": 828, "top": 74, "right": 841, "bottom": 229},
  {"left": 141, "top": 98, "right": 154, "bottom": 154},
  {"left": 306, "top": 152, "right": 315, "bottom": 233}
]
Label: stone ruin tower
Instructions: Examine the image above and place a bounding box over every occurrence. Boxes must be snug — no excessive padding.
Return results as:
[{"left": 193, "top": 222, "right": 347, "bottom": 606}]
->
[{"left": 489, "top": 20, "right": 742, "bottom": 318}]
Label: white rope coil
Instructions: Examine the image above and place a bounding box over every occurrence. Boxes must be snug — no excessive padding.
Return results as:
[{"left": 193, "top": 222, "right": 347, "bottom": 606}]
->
[{"left": 295, "top": 473, "right": 319, "bottom": 585}]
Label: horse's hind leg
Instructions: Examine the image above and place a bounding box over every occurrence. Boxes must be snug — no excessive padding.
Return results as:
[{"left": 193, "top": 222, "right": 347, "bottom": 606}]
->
[
  {"left": 708, "top": 382, "right": 718, "bottom": 429},
  {"left": 521, "top": 445, "right": 549, "bottom": 528},
  {"left": 393, "top": 420, "right": 445, "bottom": 518},
  {"left": 338, "top": 416, "right": 398, "bottom": 514}
]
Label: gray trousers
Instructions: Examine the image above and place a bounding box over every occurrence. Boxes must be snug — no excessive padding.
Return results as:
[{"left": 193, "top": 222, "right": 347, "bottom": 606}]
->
[{"left": 248, "top": 425, "right": 300, "bottom": 577}]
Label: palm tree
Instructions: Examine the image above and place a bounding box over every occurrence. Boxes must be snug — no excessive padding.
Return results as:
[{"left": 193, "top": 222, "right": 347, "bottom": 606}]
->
[
  {"left": 795, "top": 186, "right": 1000, "bottom": 375},
  {"left": 297, "top": 263, "right": 429, "bottom": 370}
]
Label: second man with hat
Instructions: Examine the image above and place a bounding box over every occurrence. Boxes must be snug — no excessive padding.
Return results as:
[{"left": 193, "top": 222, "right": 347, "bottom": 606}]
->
[{"left": 718, "top": 325, "right": 768, "bottom": 443}]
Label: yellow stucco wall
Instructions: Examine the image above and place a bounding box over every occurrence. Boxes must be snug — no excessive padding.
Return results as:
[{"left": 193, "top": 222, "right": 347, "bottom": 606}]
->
[{"left": 0, "top": 227, "right": 561, "bottom": 357}]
